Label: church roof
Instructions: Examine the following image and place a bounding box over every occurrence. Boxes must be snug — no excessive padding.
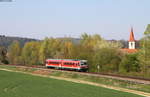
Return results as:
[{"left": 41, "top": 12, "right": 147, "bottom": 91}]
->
[
  {"left": 129, "top": 27, "right": 135, "bottom": 42},
  {"left": 120, "top": 48, "right": 138, "bottom": 53}
]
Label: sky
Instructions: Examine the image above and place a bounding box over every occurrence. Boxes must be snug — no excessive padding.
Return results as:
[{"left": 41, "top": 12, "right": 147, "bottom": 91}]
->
[{"left": 0, "top": 0, "right": 150, "bottom": 40}]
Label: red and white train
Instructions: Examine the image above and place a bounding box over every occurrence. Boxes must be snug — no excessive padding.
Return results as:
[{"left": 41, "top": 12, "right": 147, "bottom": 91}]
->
[{"left": 45, "top": 59, "right": 88, "bottom": 71}]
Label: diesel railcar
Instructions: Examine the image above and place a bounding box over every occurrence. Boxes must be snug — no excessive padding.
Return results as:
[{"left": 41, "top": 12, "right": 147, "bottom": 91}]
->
[{"left": 45, "top": 59, "right": 88, "bottom": 71}]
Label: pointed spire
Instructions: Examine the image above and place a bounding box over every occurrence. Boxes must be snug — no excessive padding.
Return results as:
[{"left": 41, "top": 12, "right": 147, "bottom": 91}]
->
[
  {"left": 131, "top": 27, "right": 133, "bottom": 33},
  {"left": 129, "top": 27, "right": 135, "bottom": 42}
]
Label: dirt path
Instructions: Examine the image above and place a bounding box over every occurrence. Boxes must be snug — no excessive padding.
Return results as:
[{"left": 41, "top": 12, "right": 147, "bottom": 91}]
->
[{"left": 0, "top": 68, "right": 150, "bottom": 97}]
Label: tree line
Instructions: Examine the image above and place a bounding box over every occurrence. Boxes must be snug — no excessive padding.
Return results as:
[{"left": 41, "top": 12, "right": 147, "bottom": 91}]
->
[
  {"left": 0, "top": 35, "right": 37, "bottom": 48},
  {"left": 0, "top": 25, "right": 150, "bottom": 78}
]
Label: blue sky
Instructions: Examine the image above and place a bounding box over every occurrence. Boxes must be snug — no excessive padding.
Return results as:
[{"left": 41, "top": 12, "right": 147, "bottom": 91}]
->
[{"left": 0, "top": 0, "right": 150, "bottom": 40}]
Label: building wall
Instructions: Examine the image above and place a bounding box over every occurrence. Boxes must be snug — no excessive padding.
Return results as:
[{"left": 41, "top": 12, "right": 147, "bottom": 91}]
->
[{"left": 129, "top": 41, "right": 135, "bottom": 49}]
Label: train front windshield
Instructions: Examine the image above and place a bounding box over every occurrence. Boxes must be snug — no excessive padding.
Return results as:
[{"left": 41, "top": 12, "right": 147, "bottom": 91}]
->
[{"left": 80, "top": 61, "right": 87, "bottom": 65}]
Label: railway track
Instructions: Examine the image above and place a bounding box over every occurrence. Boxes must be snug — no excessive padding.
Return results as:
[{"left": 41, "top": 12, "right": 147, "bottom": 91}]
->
[
  {"left": 1, "top": 64, "right": 150, "bottom": 84},
  {"left": 83, "top": 72, "right": 150, "bottom": 84}
]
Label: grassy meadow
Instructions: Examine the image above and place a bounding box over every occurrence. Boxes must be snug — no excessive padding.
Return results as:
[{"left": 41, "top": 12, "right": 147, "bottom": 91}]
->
[{"left": 0, "top": 70, "right": 144, "bottom": 97}]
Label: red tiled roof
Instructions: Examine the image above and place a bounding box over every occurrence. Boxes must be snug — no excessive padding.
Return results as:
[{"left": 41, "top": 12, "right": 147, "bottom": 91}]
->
[
  {"left": 120, "top": 48, "right": 138, "bottom": 53},
  {"left": 129, "top": 27, "right": 135, "bottom": 42}
]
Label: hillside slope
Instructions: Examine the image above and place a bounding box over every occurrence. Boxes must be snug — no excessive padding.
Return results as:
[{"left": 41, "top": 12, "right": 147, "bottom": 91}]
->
[{"left": 0, "top": 35, "right": 38, "bottom": 47}]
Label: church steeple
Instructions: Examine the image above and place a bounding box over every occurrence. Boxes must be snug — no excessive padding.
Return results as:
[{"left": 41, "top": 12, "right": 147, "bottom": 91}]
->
[
  {"left": 129, "top": 27, "right": 135, "bottom": 42},
  {"left": 128, "top": 27, "right": 136, "bottom": 49}
]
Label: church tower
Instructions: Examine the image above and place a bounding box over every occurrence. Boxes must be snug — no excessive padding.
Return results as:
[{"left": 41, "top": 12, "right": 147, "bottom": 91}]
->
[{"left": 128, "top": 27, "right": 136, "bottom": 49}]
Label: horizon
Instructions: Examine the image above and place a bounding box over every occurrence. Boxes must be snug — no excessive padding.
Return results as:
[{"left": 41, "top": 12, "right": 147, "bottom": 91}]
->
[
  {"left": 0, "top": 34, "right": 141, "bottom": 41},
  {"left": 0, "top": 0, "right": 149, "bottom": 40}
]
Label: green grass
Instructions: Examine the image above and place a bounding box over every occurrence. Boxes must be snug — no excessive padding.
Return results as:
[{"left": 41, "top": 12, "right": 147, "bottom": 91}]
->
[
  {"left": 50, "top": 71, "right": 150, "bottom": 93},
  {"left": 0, "top": 65, "right": 150, "bottom": 93},
  {"left": 0, "top": 70, "right": 144, "bottom": 97}
]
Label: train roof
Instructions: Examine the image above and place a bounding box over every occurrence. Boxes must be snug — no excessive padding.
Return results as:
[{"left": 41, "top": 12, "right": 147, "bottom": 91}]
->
[{"left": 46, "top": 59, "right": 87, "bottom": 62}]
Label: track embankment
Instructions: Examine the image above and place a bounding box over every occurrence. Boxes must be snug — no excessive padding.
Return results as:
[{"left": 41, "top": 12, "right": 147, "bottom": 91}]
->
[{"left": 6, "top": 64, "right": 150, "bottom": 85}]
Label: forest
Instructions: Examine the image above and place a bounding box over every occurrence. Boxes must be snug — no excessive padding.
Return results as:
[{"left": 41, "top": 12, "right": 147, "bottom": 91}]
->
[
  {"left": 0, "top": 35, "right": 37, "bottom": 48},
  {"left": 0, "top": 25, "right": 150, "bottom": 78}
]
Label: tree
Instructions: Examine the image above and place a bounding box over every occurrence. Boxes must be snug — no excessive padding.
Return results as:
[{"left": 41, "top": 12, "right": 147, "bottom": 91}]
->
[
  {"left": 21, "top": 41, "right": 41, "bottom": 65},
  {"left": 39, "top": 38, "right": 50, "bottom": 64},
  {"left": 59, "top": 41, "right": 74, "bottom": 59},
  {"left": 80, "top": 33, "right": 103, "bottom": 50},
  {"left": 0, "top": 46, "right": 8, "bottom": 64},
  {"left": 120, "top": 53, "right": 140, "bottom": 73},
  {"left": 144, "top": 24, "right": 150, "bottom": 35},
  {"left": 138, "top": 24, "right": 150, "bottom": 73},
  {"left": 80, "top": 33, "right": 122, "bottom": 72},
  {"left": 93, "top": 48, "right": 122, "bottom": 72},
  {"left": 7, "top": 41, "right": 22, "bottom": 64}
]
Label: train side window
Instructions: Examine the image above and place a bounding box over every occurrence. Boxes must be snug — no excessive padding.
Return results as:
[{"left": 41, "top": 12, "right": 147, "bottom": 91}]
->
[
  {"left": 64, "top": 62, "right": 67, "bottom": 65},
  {"left": 49, "top": 62, "right": 59, "bottom": 64},
  {"left": 64, "top": 62, "right": 71, "bottom": 65},
  {"left": 55, "top": 62, "right": 59, "bottom": 64}
]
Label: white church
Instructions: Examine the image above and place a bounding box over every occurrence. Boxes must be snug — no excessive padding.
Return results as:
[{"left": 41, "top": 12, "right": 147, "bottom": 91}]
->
[{"left": 121, "top": 28, "right": 138, "bottom": 53}]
